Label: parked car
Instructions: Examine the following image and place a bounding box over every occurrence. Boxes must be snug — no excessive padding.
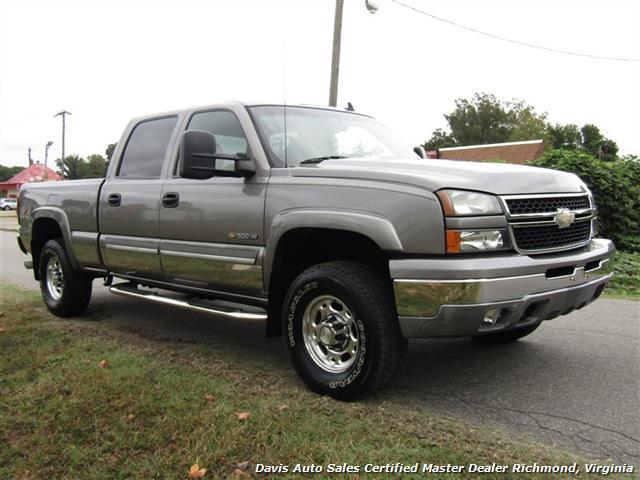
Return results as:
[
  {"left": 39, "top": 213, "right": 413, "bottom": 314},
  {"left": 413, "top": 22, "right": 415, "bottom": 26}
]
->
[
  {"left": 1, "top": 198, "right": 17, "bottom": 210},
  {"left": 17, "top": 102, "right": 614, "bottom": 399}
]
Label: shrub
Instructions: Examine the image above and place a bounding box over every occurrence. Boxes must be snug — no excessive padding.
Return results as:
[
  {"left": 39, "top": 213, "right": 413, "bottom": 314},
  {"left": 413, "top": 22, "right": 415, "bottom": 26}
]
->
[{"left": 529, "top": 149, "right": 640, "bottom": 252}]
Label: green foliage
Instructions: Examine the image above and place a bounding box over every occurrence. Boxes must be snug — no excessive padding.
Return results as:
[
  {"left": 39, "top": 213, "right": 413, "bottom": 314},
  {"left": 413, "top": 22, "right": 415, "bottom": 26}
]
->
[
  {"left": 0, "top": 165, "right": 23, "bottom": 182},
  {"left": 446, "top": 93, "right": 514, "bottom": 145},
  {"left": 507, "top": 100, "right": 549, "bottom": 142},
  {"left": 84, "top": 154, "right": 109, "bottom": 178},
  {"left": 425, "top": 93, "right": 619, "bottom": 161},
  {"left": 606, "top": 251, "right": 640, "bottom": 298},
  {"left": 55, "top": 153, "right": 109, "bottom": 180},
  {"left": 423, "top": 128, "right": 456, "bottom": 150},
  {"left": 423, "top": 92, "right": 549, "bottom": 149},
  {"left": 105, "top": 143, "right": 117, "bottom": 161},
  {"left": 529, "top": 149, "right": 640, "bottom": 252},
  {"left": 55, "top": 154, "right": 86, "bottom": 180}
]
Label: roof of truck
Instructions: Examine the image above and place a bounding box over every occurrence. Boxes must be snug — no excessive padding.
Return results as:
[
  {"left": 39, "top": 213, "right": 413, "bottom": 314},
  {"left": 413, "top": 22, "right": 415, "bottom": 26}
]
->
[{"left": 132, "top": 101, "right": 371, "bottom": 121}]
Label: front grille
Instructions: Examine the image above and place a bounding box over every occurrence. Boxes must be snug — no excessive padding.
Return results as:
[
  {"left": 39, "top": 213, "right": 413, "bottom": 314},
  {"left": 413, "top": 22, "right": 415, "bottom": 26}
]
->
[
  {"left": 513, "top": 221, "right": 591, "bottom": 252},
  {"left": 506, "top": 195, "right": 589, "bottom": 215}
]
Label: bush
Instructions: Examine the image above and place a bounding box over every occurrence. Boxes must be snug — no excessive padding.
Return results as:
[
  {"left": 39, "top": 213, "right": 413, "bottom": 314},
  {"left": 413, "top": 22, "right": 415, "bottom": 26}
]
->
[{"left": 529, "top": 149, "right": 640, "bottom": 252}]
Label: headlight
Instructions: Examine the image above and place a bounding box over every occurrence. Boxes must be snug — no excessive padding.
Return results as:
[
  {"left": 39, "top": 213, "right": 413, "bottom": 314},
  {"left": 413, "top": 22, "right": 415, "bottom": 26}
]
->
[
  {"left": 436, "top": 189, "right": 503, "bottom": 216},
  {"left": 446, "top": 230, "right": 508, "bottom": 253}
]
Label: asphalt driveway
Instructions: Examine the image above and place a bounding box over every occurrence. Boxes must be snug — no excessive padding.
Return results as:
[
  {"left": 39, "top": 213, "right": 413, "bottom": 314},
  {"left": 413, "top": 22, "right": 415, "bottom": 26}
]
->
[{"left": 1, "top": 230, "right": 638, "bottom": 465}]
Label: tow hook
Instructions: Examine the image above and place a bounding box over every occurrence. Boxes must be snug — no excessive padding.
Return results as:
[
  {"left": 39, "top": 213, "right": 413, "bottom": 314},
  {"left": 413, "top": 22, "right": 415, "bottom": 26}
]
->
[{"left": 103, "top": 275, "right": 113, "bottom": 287}]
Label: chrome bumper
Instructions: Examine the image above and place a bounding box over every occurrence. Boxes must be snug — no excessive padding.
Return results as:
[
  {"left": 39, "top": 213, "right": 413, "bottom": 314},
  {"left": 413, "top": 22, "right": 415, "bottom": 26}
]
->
[{"left": 391, "top": 238, "right": 614, "bottom": 338}]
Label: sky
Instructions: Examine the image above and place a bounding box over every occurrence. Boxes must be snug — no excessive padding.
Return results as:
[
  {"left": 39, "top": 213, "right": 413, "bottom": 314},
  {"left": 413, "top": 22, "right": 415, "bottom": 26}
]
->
[{"left": 1, "top": 0, "right": 639, "bottom": 168}]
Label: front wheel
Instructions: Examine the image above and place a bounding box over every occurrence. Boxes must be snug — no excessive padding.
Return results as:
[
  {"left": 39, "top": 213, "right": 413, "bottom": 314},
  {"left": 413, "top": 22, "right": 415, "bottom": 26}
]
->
[
  {"left": 38, "top": 238, "right": 93, "bottom": 317},
  {"left": 2, "top": 206, "right": 10, "bottom": 211},
  {"left": 283, "top": 261, "right": 405, "bottom": 400}
]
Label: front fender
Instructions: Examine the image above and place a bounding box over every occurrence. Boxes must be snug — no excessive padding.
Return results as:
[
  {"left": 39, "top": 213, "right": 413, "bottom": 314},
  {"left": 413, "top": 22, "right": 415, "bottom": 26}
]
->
[{"left": 263, "top": 209, "right": 403, "bottom": 289}]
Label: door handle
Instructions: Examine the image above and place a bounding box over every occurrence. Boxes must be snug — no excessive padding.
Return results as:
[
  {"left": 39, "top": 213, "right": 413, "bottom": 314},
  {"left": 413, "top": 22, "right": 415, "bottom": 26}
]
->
[
  {"left": 162, "top": 192, "right": 180, "bottom": 208},
  {"left": 107, "top": 193, "right": 121, "bottom": 207}
]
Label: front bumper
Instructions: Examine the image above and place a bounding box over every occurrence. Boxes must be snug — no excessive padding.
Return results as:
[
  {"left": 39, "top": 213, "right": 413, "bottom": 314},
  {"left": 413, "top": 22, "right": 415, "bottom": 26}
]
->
[{"left": 391, "top": 238, "right": 614, "bottom": 338}]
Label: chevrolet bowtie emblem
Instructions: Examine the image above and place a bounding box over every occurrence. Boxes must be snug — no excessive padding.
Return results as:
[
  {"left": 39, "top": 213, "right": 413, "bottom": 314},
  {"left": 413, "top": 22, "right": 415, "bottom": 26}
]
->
[{"left": 554, "top": 208, "right": 575, "bottom": 229}]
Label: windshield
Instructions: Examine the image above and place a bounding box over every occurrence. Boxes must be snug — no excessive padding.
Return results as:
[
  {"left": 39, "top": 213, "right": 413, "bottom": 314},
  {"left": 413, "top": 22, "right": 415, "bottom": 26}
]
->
[{"left": 249, "top": 105, "right": 415, "bottom": 167}]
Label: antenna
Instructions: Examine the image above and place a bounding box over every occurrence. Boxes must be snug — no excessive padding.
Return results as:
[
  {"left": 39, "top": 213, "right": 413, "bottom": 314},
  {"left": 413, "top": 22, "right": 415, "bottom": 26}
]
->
[{"left": 282, "top": 42, "right": 288, "bottom": 168}]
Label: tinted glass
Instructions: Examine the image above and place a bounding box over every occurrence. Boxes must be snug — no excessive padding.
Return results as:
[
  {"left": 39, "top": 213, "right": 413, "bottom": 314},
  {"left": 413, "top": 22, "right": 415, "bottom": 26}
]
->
[
  {"left": 118, "top": 116, "right": 177, "bottom": 178},
  {"left": 187, "top": 111, "right": 248, "bottom": 173}
]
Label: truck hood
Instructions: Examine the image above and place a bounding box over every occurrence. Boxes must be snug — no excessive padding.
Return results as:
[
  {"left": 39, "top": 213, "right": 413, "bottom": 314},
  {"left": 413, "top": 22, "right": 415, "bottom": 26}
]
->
[{"left": 291, "top": 157, "right": 585, "bottom": 195}]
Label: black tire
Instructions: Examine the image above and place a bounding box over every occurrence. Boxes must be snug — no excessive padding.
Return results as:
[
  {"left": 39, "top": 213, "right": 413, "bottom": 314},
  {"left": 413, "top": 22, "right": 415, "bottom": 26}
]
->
[
  {"left": 472, "top": 322, "right": 541, "bottom": 344},
  {"left": 38, "top": 238, "right": 93, "bottom": 317},
  {"left": 282, "top": 261, "right": 405, "bottom": 400},
  {"left": 2, "top": 206, "right": 10, "bottom": 211}
]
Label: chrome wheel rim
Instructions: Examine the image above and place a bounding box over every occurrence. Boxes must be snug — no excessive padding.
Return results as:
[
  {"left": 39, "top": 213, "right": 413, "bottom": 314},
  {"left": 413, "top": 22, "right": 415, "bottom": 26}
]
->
[
  {"left": 302, "top": 295, "right": 360, "bottom": 373},
  {"left": 45, "top": 256, "right": 64, "bottom": 301}
]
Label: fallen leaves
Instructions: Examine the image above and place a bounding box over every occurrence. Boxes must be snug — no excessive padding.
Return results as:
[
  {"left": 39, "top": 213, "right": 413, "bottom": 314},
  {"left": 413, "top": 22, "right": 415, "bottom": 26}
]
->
[
  {"left": 188, "top": 463, "right": 207, "bottom": 479},
  {"left": 98, "top": 359, "right": 108, "bottom": 369},
  {"left": 234, "top": 411, "right": 250, "bottom": 421},
  {"left": 277, "top": 404, "right": 289, "bottom": 412},
  {"left": 232, "top": 468, "right": 250, "bottom": 478},
  {"left": 236, "top": 461, "right": 250, "bottom": 470},
  {"left": 204, "top": 394, "right": 216, "bottom": 403},
  {"left": 125, "top": 414, "right": 136, "bottom": 422},
  {"left": 0, "top": 326, "right": 5, "bottom": 333}
]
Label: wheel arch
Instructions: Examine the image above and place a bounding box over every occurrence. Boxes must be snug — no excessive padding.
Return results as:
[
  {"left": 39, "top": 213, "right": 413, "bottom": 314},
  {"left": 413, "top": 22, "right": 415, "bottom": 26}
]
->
[
  {"left": 263, "top": 210, "right": 402, "bottom": 337},
  {"left": 31, "top": 207, "right": 79, "bottom": 279}
]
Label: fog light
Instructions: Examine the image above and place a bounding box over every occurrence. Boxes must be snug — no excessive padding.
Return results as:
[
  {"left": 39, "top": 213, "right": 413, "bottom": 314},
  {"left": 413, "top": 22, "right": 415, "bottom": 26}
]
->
[{"left": 482, "top": 309, "right": 501, "bottom": 325}]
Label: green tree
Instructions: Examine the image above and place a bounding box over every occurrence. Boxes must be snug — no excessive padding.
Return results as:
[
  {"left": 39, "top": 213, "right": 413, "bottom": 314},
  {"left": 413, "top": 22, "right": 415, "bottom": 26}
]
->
[
  {"left": 423, "top": 128, "right": 457, "bottom": 150},
  {"left": 0, "top": 165, "right": 23, "bottom": 182},
  {"left": 580, "top": 123, "right": 618, "bottom": 159},
  {"left": 84, "top": 154, "right": 109, "bottom": 178},
  {"left": 445, "top": 93, "right": 513, "bottom": 145},
  {"left": 508, "top": 101, "right": 549, "bottom": 142},
  {"left": 548, "top": 123, "right": 582, "bottom": 150},
  {"left": 424, "top": 93, "right": 549, "bottom": 149},
  {"left": 56, "top": 154, "right": 86, "bottom": 180},
  {"left": 105, "top": 143, "right": 117, "bottom": 161}
]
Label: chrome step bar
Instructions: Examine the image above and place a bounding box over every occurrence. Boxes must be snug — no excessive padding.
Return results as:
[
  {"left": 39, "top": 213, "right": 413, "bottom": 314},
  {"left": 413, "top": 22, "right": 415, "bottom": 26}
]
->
[{"left": 109, "top": 283, "right": 267, "bottom": 320}]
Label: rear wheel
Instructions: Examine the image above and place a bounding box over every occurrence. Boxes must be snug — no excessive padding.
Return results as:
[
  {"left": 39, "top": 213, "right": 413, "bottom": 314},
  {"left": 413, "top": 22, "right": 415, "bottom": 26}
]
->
[
  {"left": 283, "top": 261, "right": 405, "bottom": 400},
  {"left": 472, "top": 322, "right": 541, "bottom": 344},
  {"left": 2, "top": 206, "right": 10, "bottom": 211},
  {"left": 38, "top": 238, "right": 93, "bottom": 317}
]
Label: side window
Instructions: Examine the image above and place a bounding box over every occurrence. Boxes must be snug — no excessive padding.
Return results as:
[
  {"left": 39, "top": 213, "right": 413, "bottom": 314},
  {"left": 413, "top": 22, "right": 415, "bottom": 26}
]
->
[
  {"left": 117, "top": 116, "right": 178, "bottom": 178},
  {"left": 187, "top": 110, "right": 248, "bottom": 173}
]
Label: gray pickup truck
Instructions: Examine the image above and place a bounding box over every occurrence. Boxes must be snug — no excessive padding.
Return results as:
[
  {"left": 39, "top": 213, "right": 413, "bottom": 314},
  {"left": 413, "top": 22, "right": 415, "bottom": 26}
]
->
[{"left": 18, "top": 102, "right": 614, "bottom": 399}]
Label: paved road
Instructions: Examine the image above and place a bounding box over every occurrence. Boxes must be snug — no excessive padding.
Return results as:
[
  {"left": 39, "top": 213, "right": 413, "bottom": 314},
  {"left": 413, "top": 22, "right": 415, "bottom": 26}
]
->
[{"left": 1, "top": 230, "right": 638, "bottom": 464}]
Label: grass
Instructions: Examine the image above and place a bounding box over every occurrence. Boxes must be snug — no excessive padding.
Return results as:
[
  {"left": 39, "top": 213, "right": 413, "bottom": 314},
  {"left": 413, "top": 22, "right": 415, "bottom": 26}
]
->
[
  {"left": 603, "top": 251, "right": 640, "bottom": 299},
  {"left": 0, "top": 283, "right": 635, "bottom": 479}
]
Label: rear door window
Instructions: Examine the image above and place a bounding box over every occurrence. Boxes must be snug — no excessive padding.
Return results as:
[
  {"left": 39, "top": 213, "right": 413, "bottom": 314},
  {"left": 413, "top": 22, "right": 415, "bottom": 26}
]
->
[{"left": 117, "top": 116, "right": 178, "bottom": 178}]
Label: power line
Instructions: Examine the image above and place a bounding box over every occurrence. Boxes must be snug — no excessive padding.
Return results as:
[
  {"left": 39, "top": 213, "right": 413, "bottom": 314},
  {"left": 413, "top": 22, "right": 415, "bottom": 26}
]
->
[{"left": 392, "top": 0, "right": 640, "bottom": 63}]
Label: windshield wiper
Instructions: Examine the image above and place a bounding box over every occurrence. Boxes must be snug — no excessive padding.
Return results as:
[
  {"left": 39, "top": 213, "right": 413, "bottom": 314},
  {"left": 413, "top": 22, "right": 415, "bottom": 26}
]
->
[{"left": 299, "top": 155, "right": 349, "bottom": 165}]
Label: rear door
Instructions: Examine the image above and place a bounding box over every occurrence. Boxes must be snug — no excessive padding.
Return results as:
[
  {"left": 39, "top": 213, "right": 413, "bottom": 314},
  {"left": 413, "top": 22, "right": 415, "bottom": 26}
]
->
[{"left": 99, "top": 115, "right": 179, "bottom": 279}]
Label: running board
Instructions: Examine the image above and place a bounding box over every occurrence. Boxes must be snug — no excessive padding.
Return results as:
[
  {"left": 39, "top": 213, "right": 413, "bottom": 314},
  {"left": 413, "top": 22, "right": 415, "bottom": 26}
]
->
[{"left": 109, "top": 283, "right": 267, "bottom": 321}]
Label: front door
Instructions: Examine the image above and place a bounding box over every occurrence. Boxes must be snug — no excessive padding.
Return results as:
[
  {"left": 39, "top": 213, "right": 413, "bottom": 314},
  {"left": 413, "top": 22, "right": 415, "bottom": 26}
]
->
[
  {"left": 158, "top": 109, "right": 266, "bottom": 298},
  {"left": 99, "top": 115, "right": 179, "bottom": 279}
]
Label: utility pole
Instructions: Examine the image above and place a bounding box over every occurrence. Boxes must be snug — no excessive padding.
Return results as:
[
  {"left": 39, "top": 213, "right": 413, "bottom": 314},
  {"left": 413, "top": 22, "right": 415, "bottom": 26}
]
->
[
  {"left": 54, "top": 110, "right": 71, "bottom": 166},
  {"left": 28, "top": 147, "right": 33, "bottom": 166},
  {"left": 328, "top": 0, "right": 344, "bottom": 107},
  {"left": 328, "top": 1, "right": 378, "bottom": 107}
]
